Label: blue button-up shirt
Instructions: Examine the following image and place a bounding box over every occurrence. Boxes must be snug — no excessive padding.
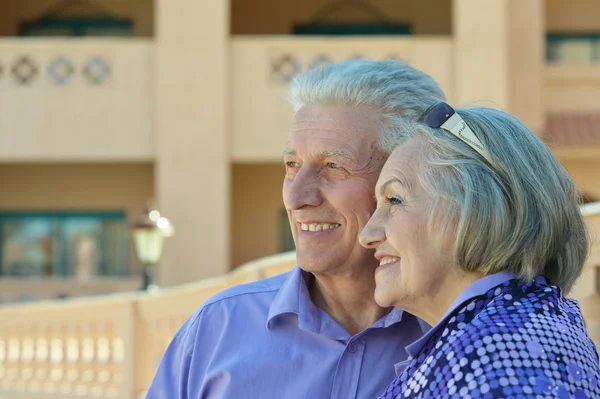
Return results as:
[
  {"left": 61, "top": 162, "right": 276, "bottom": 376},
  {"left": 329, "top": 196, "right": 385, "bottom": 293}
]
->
[{"left": 146, "top": 266, "right": 427, "bottom": 399}]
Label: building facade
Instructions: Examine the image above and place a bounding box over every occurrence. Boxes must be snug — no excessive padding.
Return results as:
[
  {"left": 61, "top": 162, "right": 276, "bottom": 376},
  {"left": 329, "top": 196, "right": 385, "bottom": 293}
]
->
[{"left": 0, "top": 0, "right": 598, "bottom": 297}]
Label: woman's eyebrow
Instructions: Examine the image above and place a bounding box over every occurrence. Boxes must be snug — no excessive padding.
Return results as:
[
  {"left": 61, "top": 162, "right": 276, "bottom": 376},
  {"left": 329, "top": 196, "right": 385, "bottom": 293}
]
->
[{"left": 380, "top": 176, "right": 411, "bottom": 194}]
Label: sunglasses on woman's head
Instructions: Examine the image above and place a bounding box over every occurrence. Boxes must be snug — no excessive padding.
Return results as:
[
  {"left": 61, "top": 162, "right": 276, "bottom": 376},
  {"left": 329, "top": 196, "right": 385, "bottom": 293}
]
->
[{"left": 421, "top": 102, "right": 493, "bottom": 164}]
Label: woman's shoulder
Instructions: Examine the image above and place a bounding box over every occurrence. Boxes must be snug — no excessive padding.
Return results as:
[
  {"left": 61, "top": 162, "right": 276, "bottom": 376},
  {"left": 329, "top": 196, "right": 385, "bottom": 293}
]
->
[
  {"left": 463, "top": 277, "right": 587, "bottom": 336},
  {"left": 452, "top": 277, "right": 592, "bottom": 355},
  {"left": 411, "top": 279, "right": 599, "bottom": 398},
  {"left": 454, "top": 293, "right": 597, "bottom": 365}
]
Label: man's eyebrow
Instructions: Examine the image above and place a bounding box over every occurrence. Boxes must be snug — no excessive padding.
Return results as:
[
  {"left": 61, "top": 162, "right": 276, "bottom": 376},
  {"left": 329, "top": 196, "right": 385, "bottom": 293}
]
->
[
  {"left": 282, "top": 148, "right": 356, "bottom": 161},
  {"left": 282, "top": 147, "right": 295, "bottom": 156},
  {"left": 319, "top": 149, "right": 354, "bottom": 160}
]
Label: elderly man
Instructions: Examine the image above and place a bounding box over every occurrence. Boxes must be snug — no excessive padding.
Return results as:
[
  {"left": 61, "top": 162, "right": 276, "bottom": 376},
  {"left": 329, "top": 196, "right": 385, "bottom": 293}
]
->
[{"left": 147, "top": 60, "right": 446, "bottom": 399}]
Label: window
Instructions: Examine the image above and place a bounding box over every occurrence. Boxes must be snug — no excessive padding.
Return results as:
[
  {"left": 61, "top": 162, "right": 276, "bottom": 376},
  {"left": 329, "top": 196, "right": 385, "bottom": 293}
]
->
[
  {"left": 20, "top": 18, "right": 133, "bottom": 37},
  {"left": 0, "top": 211, "right": 129, "bottom": 279},
  {"left": 547, "top": 33, "right": 600, "bottom": 64},
  {"left": 293, "top": 24, "right": 410, "bottom": 36},
  {"left": 18, "top": 0, "right": 134, "bottom": 37}
]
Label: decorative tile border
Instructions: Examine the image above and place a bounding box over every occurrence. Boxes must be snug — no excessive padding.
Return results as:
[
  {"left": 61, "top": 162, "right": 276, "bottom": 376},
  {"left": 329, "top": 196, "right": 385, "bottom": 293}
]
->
[
  {"left": 82, "top": 56, "right": 112, "bottom": 85},
  {"left": 269, "top": 52, "right": 406, "bottom": 84},
  {"left": 271, "top": 54, "right": 301, "bottom": 83},
  {"left": 0, "top": 54, "right": 113, "bottom": 87},
  {"left": 47, "top": 56, "right": 75, "bottom": 85},
  {"left": 308, "top": 54, "right": 332, "bottom": 69},
  {"left": 11, "top": 56, "right": 38, "bottom": 85}
]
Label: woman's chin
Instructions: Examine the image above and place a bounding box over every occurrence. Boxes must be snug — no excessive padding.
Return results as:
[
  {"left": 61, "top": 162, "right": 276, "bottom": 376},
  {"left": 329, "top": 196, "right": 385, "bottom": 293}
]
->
[
  {"left": 374, "top": 273, "right": 404, "bottom": 308},
  {"left": 374, "top": 288, "right": 395, "bottom": 308}
]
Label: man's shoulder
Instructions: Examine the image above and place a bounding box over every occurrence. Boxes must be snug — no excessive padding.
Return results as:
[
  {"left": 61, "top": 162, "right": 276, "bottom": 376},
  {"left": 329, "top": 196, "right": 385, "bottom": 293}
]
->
[
  {"left": 202, "top": 269, "right": 293, "bottom": 309},
  {"left": 175, "top": 269, "right": 297, "bottom": 350}
]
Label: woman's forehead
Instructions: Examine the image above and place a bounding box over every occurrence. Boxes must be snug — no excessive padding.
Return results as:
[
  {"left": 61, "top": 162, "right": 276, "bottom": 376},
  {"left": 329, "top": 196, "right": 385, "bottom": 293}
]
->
[
  {"left": 388, "top": 139, "right": 426, "bottom": 167},
  {"left": 378, "top": 140, "right": 426, "bottom": 186}
]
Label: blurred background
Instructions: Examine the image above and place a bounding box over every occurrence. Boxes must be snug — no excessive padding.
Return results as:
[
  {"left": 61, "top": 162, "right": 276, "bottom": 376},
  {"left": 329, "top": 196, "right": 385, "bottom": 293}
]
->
[{"left": 0, "top": 0, "right": 598, "bottom": 397}]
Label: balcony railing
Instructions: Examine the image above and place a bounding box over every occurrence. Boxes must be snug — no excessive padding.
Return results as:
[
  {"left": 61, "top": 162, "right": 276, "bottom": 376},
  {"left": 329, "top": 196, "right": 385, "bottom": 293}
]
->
[
  {"left": 0, "top": 277, "right": 141, "bottom": 304},
  {"left": 582, "top": 203, "right": 600, "bottom": 268},
  {"left": 0, "top": 39, "right": 154, "bottom": 162},
  {"left": 0, "top": 251, "right": 298, "bottom": 399}
]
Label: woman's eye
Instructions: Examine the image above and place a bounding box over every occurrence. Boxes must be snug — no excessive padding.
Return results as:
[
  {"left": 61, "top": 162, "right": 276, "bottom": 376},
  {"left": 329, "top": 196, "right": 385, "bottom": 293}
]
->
[
  {"left": 385, "top": 196, "right": 404, "bottom": 206},
  {"left": 326, "top": 162, "right": 340, "bottom": 169}
]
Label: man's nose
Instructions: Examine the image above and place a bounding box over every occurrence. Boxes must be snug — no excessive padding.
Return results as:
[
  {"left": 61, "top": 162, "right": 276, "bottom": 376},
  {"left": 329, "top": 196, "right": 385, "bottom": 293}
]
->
[
  {"left": 283, "top": 166, "right": 323, "bottom": 210},
  {"left": 359, "top": 210, "right": 385, "bottom": 249}
]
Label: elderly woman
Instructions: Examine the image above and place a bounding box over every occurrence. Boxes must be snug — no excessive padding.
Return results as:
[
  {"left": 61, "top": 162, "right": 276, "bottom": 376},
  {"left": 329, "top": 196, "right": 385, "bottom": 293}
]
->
[{"left": 359, "top": 102, "right": 600, "bottom": 399}]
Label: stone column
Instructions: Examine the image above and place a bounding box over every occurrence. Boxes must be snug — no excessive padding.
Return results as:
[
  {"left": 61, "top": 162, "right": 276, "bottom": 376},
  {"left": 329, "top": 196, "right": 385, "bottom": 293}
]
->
[
  {"left": 453, "top": 0, "right": 544, "bottom": 133},
  {"left": 154, "top": 0, "right": 230, "bottom": 286}
]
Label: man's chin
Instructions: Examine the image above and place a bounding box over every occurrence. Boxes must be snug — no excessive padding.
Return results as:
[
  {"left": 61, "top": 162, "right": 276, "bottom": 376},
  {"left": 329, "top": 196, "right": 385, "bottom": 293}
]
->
[
  {"left": 295, "top": 251, "right": 336, "bottom": 273},
  {"left": 296, "top": 248, "right": 378, "bottom": 273}
]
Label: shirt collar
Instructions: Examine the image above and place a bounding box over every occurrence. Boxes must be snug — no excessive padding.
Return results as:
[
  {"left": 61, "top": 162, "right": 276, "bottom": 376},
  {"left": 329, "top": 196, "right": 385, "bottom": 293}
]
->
[
  {"left": 404, "top": 271, "right": 516, "bottom": 358},
  {"left": 267, "top": 266, "right": 331, "bottom": 334},
  {"left": 267, "top": 265, "right": 304, "bottom": 329},
  {"left": 267, "top": 266, "right": 414, "bottom": 337}
]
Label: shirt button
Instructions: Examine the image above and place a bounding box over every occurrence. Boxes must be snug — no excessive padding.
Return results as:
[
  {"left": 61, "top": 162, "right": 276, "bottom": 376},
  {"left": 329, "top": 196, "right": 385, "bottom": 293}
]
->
[{"left": 348, "top": 343, "right": 357, "bottom": 353}]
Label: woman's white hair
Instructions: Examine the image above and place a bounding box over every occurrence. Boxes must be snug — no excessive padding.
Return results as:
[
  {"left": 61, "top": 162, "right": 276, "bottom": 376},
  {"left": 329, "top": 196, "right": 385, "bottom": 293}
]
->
[
  {"left": 289, "top": 59, "right": 446, "bottom": 152},
  {"left": 395, "top": 107, "right": 588, "bottom": 293}
]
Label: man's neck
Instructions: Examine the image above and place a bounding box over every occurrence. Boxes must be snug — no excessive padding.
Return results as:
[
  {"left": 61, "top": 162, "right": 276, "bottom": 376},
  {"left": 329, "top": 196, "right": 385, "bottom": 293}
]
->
[{"left": 309, "top": 271, "right": 391, "bottom": 336}]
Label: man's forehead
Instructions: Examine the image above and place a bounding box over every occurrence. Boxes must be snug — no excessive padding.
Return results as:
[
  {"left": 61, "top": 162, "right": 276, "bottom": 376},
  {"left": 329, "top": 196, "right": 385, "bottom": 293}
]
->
[
  {"left": 291, "top": 105, "right": 379, "bottom": 135},
  {"left": 283, "top": 145, "right": 353, "bottom": 159}
]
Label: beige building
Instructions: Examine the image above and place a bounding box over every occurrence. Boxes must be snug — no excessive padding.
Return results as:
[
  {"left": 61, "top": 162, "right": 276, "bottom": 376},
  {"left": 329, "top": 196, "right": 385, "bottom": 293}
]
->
[
  {"left": 0, "top": 0, "right": 598, "bottom": 293},
  {"left": 0, "top": 0, "right": 599, "bottom": 397}
]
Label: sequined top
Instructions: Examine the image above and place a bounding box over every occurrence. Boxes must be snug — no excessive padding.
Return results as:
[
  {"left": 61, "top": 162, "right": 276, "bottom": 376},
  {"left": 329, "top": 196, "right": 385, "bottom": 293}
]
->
[{"left": 380, "top": 275, "right": 600, "bottom": 399}]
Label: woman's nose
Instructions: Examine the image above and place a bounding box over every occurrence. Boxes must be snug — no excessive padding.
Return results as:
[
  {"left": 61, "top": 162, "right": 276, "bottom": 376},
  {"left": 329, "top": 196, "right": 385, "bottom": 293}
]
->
[{"left": 359, "top": 210, "right": 385, "bottom": 249}]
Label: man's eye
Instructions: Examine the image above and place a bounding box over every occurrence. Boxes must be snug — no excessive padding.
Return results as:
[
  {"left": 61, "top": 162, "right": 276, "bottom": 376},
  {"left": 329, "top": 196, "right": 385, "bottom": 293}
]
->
[
  {"left": 326, "top": 162, "right": 340, "bottom": 169},
  {"left": 285, "top": 161, "right": 300, "bottom": 168},
  {"left": 385, "top": 196, "right": 404, "bottom": 206}
]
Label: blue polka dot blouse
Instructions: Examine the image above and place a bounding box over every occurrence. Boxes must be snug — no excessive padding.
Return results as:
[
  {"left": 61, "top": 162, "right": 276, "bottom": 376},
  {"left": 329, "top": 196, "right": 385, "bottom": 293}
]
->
[{"left": 380, "top": 275, "right": 600, "bottom": 399}]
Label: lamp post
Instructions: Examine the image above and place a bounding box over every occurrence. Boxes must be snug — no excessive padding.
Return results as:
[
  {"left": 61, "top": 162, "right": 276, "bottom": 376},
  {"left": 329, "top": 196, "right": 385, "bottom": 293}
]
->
[{"left": 131, "top": 208, "right": 175, "bottom": 291}]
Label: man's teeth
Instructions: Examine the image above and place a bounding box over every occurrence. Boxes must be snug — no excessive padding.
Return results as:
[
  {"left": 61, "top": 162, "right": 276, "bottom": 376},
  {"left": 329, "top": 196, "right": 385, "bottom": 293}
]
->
[
  {"left": 379, "top": 257, "right": 400, "bottom": 266},
  {"left": 300, "top": 223, "right": 341, "bottom": 232}
]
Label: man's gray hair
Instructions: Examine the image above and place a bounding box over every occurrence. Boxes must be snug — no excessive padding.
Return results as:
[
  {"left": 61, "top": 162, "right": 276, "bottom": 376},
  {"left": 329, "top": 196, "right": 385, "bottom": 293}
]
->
[
  {"left": 393, "top": 107, "right": 588, "bottom": 293},
  {"left": 289, "top": 59, "right": 447, "bottom": 153}
]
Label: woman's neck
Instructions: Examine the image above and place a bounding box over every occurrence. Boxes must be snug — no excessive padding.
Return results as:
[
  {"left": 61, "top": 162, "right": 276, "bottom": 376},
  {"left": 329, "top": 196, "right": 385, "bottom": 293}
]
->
[{"left": 400, "top": 271, "right": 484, "bottom": 327}]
